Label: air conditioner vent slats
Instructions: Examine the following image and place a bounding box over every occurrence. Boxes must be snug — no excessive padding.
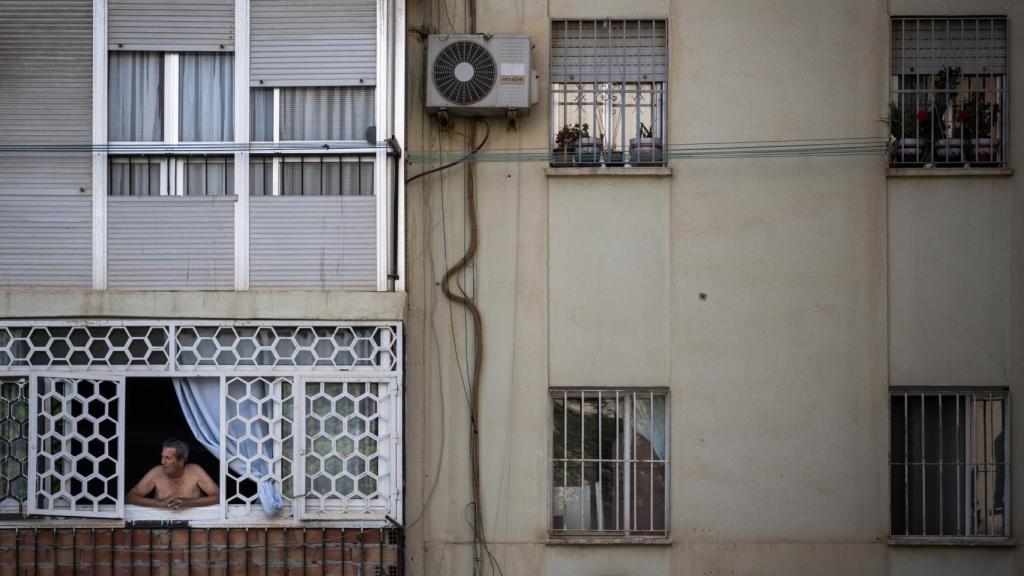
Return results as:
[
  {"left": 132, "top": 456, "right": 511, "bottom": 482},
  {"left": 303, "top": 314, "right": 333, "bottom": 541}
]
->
[{"left": 432, "top": 40, "right": 497, "bottom": 105}]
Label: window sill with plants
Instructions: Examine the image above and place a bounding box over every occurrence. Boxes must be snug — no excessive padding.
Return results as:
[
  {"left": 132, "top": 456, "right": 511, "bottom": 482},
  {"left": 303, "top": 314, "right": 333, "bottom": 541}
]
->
[{"left": 888, "top": 537, "right": 1016, "bottom": 547}]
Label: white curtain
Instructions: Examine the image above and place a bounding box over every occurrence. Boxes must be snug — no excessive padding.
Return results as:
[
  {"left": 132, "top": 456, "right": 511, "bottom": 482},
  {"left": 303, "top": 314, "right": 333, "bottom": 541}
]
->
[
  {"left": 109, "top": 52, "right": 163, "bottom": 142},
  {"left": 280, "top": 86, "right": 375, "bottom": 141},
  {"left": 173, "top": 377, "right": 282, "bottom": 516},
  {"left": 180, "top": 53, "right": 234, "bottom": 142},
  {"left": 250, "top": 89, "right": 274, "bottom": 142}
]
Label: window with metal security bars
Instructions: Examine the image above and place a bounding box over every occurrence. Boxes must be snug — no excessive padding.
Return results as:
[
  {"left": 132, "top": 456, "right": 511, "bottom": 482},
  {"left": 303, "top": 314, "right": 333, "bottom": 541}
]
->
[
  {"left": 0, "top": 378, "right": 29, "bottom": 516},
  {"left": 889, "top": 18, "right": 1008, "bottom": 167},
  {"left": 890, "top": 389, "right": 1010, "bottom": 538},
  {"left": 550, "top": 20, "right": 667, "bottom": 168},
  {"left": 0, "top": 321, "right": 403, "bottom": 525},
  {"left": 249, "top": 87, "right": 377, "bottom": 197},
  {"left": 109, "top": 156, "right": 234, "bottom": 196},
  {"left": 550, "top": 389, "right": 668, "bottom": 537},
  {"left": 108, "top": 52, "right": 236, "bottom": 195}
]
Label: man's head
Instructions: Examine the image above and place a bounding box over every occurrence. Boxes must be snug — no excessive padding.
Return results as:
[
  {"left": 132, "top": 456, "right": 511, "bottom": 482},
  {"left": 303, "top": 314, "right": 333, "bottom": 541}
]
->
[{"left": 161, "top": 438, "right": 189, "bottom": 476}]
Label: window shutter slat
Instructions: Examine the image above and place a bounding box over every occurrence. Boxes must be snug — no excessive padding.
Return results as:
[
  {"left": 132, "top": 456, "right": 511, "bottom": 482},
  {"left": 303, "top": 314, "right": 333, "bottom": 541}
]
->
[
  {"left": 250, "top": 0, "right": 377, "bottom": 87},
  {"left": 108, "top": 0, "right": 235, "bottom": 52}
]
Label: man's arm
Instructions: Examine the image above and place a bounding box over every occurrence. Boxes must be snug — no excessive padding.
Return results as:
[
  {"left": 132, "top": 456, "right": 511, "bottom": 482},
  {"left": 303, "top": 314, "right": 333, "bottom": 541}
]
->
[
  {"left": 125, "top": 468, "right": 168, "bottom": 508},
  {"left": 173, "top": 465, "right": 220, "bottom": 508}
]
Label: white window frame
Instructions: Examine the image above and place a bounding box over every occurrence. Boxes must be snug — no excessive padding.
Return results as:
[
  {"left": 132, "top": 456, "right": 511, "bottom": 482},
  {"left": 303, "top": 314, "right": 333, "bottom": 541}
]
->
[
  {"left": 26, "top": 373, "right": 126, "bottom": 519},
  {"left": 107, "top": 52, "right": 237, "bottom": 197},
  {"left": 295, "top": 376, "right": 401, "bottom": 521},
  {"left": 548, "top": 388, "right": 670, "bottom": 539},
  {"left": 0, "top": 320, "right": 403, "bottom": 527}
]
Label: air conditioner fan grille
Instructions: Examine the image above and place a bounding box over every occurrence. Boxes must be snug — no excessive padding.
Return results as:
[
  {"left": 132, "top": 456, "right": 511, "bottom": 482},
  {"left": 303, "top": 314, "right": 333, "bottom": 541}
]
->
[{"left": 432, "top": 41, "right": 497, "bottom": 105}]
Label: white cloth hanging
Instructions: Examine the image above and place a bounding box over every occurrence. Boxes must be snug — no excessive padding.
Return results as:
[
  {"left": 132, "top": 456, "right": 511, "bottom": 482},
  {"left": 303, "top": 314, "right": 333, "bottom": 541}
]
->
[{"left": 173, "top": 377, "right": 283, "bottom": 516}]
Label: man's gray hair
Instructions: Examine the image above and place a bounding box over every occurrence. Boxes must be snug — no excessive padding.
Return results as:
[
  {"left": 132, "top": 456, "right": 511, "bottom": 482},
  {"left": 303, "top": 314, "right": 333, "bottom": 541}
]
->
[{"left": 162, "top": 438, "right": 189, "bottom": 462}]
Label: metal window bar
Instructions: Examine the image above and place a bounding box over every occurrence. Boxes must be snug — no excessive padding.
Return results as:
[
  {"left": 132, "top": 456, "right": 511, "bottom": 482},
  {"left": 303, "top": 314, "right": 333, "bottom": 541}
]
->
[
  {"left": 550, "top": 20, "right": 667, "bottom": 167},
  {"left": 550, "top": 389, "right": 668, "bottom": 536},
  {"left": 890, "top": 389, "right": 1010, "bottom": 537},
  {"left": 268, "top": 154, "right": 375, "bottom": 196},
  {"left": 889, "top": 17, "right": 1008, "bottom": 167}
]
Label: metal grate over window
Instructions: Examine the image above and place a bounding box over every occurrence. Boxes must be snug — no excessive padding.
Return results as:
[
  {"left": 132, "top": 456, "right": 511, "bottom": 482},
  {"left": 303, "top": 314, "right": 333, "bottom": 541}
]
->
[
  {"left": 109, "top": 156, "right": 235, "bottom": 196},
  {"left": 550, "top": 20, "right": 667, "bottom": 167},
  {"left": 250, "top": 155, "right": 375, "bottom": 197},
  {"left": 550, "top": 389, "right": 668, "bottom": 536},
  {"left": 889, "top": 18, "right": 1009, "bottom": 167},
  {"left": 0, "top": 322, "right": 400, "bottom": 373},
  {"left": 0, "top": 378, "right": 29, "bottom": 515},
  {"left": 890, "top": 389, "right": 1010, "bottom": 538}
]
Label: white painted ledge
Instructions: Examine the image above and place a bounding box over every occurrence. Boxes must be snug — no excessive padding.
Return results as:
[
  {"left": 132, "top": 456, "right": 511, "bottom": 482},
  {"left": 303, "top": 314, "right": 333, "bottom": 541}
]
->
[
  {"left": 887, "top": 167, "right": 1014, "bottom": 177},
  {"left": 545, "top": 167, "right": 672, "bottom": 177},
  {"left": 888, "top": 537, "right": 1016, "bottom": 547}
]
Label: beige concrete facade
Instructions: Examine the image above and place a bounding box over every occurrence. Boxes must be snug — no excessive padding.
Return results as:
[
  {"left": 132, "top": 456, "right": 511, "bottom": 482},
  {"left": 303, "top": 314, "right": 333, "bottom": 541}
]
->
[{"left": 403, "top": 1, "right": 1022, "bottom": 575}]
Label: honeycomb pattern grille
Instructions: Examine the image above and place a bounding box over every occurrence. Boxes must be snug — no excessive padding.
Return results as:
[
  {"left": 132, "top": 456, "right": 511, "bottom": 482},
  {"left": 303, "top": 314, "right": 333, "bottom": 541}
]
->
[
  {"left": 0, "top": 323, "right": 400, "bottom": 373},
  {"left": 176, "top": 325, "right": 398, "bottom": 371},
  {"left": 225, "top": 376, "right": 296, "bottom": 516},
  {"left": 304, "top": 381, "right": 383, "bottom": 515},
  {"left": 0, "top": 326, "right": 169, "bottom": 367},
  {"left": 0, "top": 378, "right": 28, "bottom": 513},
  {"left": 33, "top": 377, "right": 121, "bottom": 515}
]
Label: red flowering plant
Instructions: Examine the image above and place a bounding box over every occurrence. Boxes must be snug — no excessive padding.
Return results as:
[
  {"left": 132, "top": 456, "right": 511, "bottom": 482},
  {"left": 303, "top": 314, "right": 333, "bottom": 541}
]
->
[
  {"left": 957, "top": 93, "right": 1001, "bottom": 141},
  {"left": 555, "top": 123, "right": 589, "bottom": 149},
  {"left": 886, "top": 102, "right": 931, "bottom": 141}
]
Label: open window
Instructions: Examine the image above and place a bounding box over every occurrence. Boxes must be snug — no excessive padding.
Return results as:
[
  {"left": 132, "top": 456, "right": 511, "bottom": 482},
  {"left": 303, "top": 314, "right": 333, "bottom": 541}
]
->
[
  {"left": 27, "top": 374, "right": 125, "bottom": 519},
  {"left": 0, "top": 321, "right": 403, "bottom": 526}
]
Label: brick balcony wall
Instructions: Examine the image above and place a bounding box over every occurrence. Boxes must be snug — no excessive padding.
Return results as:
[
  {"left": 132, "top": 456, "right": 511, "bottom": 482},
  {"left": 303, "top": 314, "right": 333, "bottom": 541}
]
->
[{"left": 0, "top": 527, "right": 401, "bottom": 575}]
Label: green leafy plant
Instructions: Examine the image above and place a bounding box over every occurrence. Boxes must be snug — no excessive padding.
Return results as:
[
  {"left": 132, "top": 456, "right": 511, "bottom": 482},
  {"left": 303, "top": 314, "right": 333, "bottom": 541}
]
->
[{"left": 638, "top": 122, "right": 653, "bottom": 138}]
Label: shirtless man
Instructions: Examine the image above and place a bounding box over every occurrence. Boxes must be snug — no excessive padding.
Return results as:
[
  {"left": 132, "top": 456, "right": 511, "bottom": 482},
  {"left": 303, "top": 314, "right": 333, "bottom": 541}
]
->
[{"left": 126, "top": 438, "right": 219, "bottom": 510}]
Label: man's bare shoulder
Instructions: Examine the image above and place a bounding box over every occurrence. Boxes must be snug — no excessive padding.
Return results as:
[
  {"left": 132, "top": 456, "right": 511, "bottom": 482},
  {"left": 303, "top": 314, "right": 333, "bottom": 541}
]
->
[
  {"left": 184, "top": 463, "right": 213, "bottom": 477},
  {"left": 143, "top": 465, "right": 165, "bottom": 479}
]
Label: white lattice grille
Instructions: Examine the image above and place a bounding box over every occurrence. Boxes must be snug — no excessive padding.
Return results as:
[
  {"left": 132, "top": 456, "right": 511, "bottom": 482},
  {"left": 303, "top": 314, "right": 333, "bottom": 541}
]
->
[
  {"left": 223, "top": 376, "right": 296, "bottom": 517},
  {"left": 176, "top": 325, "right": 398, "bottom": 371},
  {"left": 0, "top": 326, "right": 169, "bottom": 367},
  {"left": 303, "top": 380, "right": 395, "bottom": 518},
  {"left": 28, "top": 376, "right": 124, "bottom": 518},
  {"left": 0, "top": 377, "right": 29, "bottom": 513}
]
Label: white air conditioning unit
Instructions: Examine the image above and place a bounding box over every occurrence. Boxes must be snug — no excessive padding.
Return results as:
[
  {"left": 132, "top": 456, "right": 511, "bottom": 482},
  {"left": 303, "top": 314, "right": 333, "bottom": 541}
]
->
[{"left": 426, "top": 34, "right": 538, "bottom": 118}]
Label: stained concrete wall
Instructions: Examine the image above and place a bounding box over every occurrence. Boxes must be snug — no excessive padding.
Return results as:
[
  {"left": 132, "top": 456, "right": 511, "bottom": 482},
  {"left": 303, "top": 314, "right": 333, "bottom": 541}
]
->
[{"left": 404, "top": 0, "right": 1022, "bottom": 575}]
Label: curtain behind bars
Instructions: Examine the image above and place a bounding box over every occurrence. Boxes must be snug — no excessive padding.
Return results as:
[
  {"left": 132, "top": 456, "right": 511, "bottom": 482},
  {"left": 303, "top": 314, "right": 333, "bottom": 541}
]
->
[
  {"left": 180, "top": 53, "right": 234, "bottom": 142},
  {"left": 173, "top": 377, "right": 282, "bottom": 516},
  {"left": 109, "top": 52, "right": 163, "bottom": 142}
]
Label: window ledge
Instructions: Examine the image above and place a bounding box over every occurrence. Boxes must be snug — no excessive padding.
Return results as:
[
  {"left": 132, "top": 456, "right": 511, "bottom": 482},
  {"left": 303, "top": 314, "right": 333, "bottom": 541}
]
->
[
  {"left": 545, "top": 167, "right": 672, "bottom": 177},
  {"left": 887, "top": 167, "right": 1014, "bottom": 178},
  {"left": 546, "top": 536, "right": 672, "bottom": 546},
  {"left": 888, "top": 537, "right": 1016, "bottom": 547}
]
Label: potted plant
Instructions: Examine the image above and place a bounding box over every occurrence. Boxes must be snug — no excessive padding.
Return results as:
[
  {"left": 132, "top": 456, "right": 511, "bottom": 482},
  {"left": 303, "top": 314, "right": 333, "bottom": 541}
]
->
[
  {"left": 959, "top": 93, "right": 1002, "bottom": 165},
  {"left": 931, "top": 66, "right": 964, "bottom": 165},
  {"left": 886, "top": 102, "right": 930, "bottom": 165},
  {"left": 552, "top": 123, "right": 588, "bottom": 166},
  {"left": 575, "top": 131, "right": 604, "bottom": 166},
  {"left": 629, "top": 122, "right": 663, "bottom": 166},
  {"left": 604, "top": 148, "right": 626, "bottom": 167}
]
